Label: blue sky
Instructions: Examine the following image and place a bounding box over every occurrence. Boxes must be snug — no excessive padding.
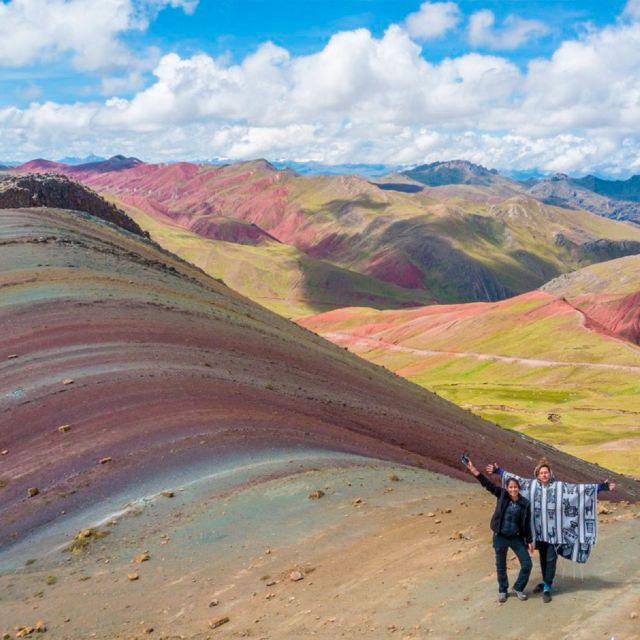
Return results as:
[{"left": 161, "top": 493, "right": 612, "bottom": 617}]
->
[{"left": 1, "top": 0, "right": 640, "bottom": 175}]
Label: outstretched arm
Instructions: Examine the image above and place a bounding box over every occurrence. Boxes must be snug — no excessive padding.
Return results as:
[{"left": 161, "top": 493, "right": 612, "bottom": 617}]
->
[
  {"left": 466, "top": 458, "right": 501, "bottom": 497},
  {"left": 598, "top": 479, "right": 616, "bottom": 492}
]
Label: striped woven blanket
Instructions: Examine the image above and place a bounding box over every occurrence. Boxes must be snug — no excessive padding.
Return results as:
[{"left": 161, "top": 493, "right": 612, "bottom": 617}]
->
[{"left": 502, "top": 471, "right": 599, "bottom": 563}]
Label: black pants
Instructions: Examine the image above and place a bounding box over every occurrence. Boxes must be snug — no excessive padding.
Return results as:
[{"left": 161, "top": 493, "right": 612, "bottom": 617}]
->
[
  {"left": 536, "top": 540, "right": 558, "bottom": 587},
  {"left": 493, "top": 533, "right": 532, "bottom": 593}
]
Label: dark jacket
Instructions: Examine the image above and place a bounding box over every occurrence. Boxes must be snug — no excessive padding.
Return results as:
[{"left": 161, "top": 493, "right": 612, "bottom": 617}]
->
[{"left": 476, "top": 473, "right": 532, "bottom": 543}]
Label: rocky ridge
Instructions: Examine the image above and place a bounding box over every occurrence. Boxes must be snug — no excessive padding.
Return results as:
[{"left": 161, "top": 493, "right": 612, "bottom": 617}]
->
[{"left": 0, "top": 173, "right": 146, "bottom": 237}]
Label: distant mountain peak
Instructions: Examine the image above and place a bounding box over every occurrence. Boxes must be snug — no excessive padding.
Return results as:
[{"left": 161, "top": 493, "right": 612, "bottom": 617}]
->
[
  {"left": 74, "top": 155, "right": 143, "bottom": 172},
  {"left": 400, "top": 159, "right": 503, "bottom": 187},
  {"left": 413, "top": 159, "right": 498, "bottom": 176}
]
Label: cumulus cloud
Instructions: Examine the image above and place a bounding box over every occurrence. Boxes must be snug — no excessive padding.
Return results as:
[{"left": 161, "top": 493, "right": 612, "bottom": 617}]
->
[
  {"left": 405, "top": 2, "right": 461, "bottom": 40},
  {"left": 469, "top": 10, "right": 548, "bottom": 50},
  {"left": 2, "top": 9, "right": 640, "bottom": 176},
  {"left": 0, "top": 0, "right": 197, "bottom": 70},
  {"left": 624, "top": 0, "right": 640, "bottom": 20}
]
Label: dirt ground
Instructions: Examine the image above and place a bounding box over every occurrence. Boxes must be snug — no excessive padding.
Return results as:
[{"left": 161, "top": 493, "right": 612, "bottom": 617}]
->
[{"left": 1, "top": 463, "right": 638, "bottom": 640}]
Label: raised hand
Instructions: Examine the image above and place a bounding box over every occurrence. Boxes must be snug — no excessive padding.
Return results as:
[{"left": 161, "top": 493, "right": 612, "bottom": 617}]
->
[
  {"left": 466, "top": 459, "right": 480, "bottom": 477},
  {"left": 485, "top": 462, "right": 499, "bottom": 475}
]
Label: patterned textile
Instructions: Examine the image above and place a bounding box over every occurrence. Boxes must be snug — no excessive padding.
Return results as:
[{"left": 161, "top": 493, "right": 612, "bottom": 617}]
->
[{"left": 502, "top": 471, "right": 599, "bottom": 563}]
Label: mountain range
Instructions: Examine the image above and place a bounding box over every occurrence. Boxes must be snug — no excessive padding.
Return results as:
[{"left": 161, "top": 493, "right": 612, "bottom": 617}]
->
[
  {"left": 12, "top": 157, "right": 640, "bottom": 317},
  {"left": 5, "top": 173, "right": 629, "bottom": 551},
  {"left": 7, "top": 158, "right": 640, "bottom": 476}
]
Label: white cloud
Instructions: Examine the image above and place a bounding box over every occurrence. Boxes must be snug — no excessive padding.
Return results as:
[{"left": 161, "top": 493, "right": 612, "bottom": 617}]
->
[
  {"left": 405, "top": 2, "right": 461, "bottom": 40},
  {"left": 3, "top": 9, "right": 640, "bottom": 176},
  {"left": 469, "top": 10, "right": 548, "bottom": 50},
  {"left": 0, "top": 0, "right": 198, "bottom": 70},
  {"left": 624, "top": 0, "right": 640, "bottom": 20}
]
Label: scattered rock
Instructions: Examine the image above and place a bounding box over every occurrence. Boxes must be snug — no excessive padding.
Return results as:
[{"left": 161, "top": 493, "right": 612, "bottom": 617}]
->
[
  {"left": 66, "top": 528, "right": 108, "bottom": 554},
  {"left": 444, "top": 508, "right": 452, "bottom": 514},
  {"left": 631, "top": 612, "right": 638, "bottom": 619},
  {"left": 161, "top": 490, "right": 174, "bottom": 498},
  {"left": 27, "top": 487, "right": 39, "bottom": 498},
  {"left": 389, "top": 474, "right": 400, "bottom": 482},
  {"left": 15, "top": 620, "right": 46, "bottom": 638},
  {"left": 99, "top": 457, "right": 112, "bottom": 465},
  {"left": 62, "top": 379, "right": 74, "bottom": 385},
  {"left": 434, "top": 519, "right": 442, "bottom": 524},
  {"left": 57, "top": 425, "right": 71, "bottom": 433},
  {"left": 7, "top": 354, "right": 18, "bottom": 359},
  {"left": 598, "top": 505, "right": 610, "bottom": 515},
  {"left": 208, "top": 616, "right": 230, "bottom": 629},
  {"left": 266, "top": 580, "right": 277, "bottom": 587},
  {"left": 309, "top": 490, "right": 325, "bottom": 500},
  {"left": 426, "top": 512, "right": 436, "bottom": 517},
  {"left": 134, "top": 553, "right": 150, "bottom": 564},
  {"left": 127, "top": 573, "right": 139, "bottom": 581},
  {"left": 449, "top": 531, "right": 465, "bottom": 540},
  {"left": 353, "top": 497, "right": 363, "bottom": 505},
  {"left": 144, "top": 628, "right": 154, "bottom": 634},
  {"left": 289, "top": 571, "right": 305, "bottom": 582},
  {"left": 1, "top": 449, "right": 7, "bottom": 455},
  {"left": 547, "top": 413, "right": 561, "bottom": 423},
  {"left": 209, "top": 599, "right": 219, "bottom": 608}
]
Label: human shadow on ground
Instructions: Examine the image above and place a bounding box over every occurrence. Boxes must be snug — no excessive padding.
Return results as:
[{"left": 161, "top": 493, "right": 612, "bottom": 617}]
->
[{"left": 546, "top": 574, "right": 638, "bottom": 595}]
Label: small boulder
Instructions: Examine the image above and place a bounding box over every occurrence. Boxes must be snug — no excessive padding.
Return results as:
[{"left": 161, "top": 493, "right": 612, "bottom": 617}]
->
[
  {"left": 27, "top": 487, "right": 39, "bottom": 498},
  {"left": 308, "top": 490, "right": 325, "bottom": 500},
  {"left": 127, "top": 573, "right": 139, "bottom": 581},
  {"left": 62, "top": 379, "right": 74, "bottom": 385},
  {"left": 57, "top": 425, "right": 71, "bottom": 433},
  {"left": 289, "top": 571, "right": 305, "bottom": 582},
  {"left": 161, "top": 490, "right": 174, "bottom": 498},
  {"left": 208, "top": 616, "right": 230, "bottom": 629},
  {"left": 99, "top": 457, "right": 112, "bottom": 465},
  {"left": 134, "top": 553, "right": 150, "bottom": 564}
]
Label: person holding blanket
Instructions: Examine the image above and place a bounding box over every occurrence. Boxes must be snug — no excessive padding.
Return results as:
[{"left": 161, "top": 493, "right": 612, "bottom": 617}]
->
[
  {"left": 486, "top": 458, "right": 615, "bottom": 603},
  {"left": 464, "top": 457, "right": 533, "bottom": 603}
]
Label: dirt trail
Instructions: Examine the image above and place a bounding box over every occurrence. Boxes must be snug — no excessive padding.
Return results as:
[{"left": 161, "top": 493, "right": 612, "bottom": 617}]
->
[
  {"left": 325, "top": 331, "right": 640, "bottom": 372},
  {"left": 1, "top": 465, "right": 638, "bottom": 640}
]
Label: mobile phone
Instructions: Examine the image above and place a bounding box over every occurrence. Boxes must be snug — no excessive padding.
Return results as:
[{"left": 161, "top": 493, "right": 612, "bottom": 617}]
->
[{"left": 460, "top": 452, "right": 470, "bottom": 466}]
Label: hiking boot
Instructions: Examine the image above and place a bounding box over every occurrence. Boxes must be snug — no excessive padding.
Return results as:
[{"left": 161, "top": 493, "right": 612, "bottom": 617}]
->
[
  {"left": 512, "top": 589, "right": 528, "bottom": 601},
  {"left": 498, "top": 592, "right": 508, "bottom": 603},
  {"left": 542, "top": 591, "right": 552, "bottom": 603},
  {"left": 533, "top": 583, "right": 544, "bottom": 594}
]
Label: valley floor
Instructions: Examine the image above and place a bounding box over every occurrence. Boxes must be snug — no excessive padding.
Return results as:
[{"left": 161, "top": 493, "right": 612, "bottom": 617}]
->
[{"left": 1, "top": 462, "right": 638, "bottom": 640}]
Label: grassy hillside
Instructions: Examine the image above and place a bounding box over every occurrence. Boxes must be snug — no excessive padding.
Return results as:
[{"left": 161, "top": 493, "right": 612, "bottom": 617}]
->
[
  {"left": 119, "top": 202, "right": 434, "bottom": 317},
  {"left": 300, "top": 291, "right": 640, "bottom": 476}
]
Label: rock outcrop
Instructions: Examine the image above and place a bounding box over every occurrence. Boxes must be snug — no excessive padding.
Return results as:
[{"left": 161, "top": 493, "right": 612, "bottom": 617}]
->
[{"left": 0, "top": 173, "right": 146, "bottom": 237}]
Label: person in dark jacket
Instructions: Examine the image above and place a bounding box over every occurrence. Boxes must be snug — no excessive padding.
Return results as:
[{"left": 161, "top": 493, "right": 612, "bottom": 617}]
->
[{"left": 465, "top": 457, "right": 533, "bottom": 603}]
